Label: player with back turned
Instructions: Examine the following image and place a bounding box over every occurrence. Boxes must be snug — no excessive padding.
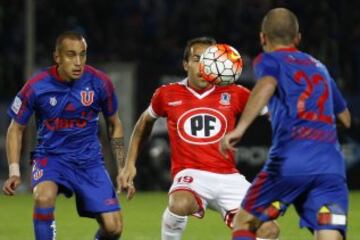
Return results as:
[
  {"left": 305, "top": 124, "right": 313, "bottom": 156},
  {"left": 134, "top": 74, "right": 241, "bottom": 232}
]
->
[
  {"left": 2, "top": 31, "right": 133, "bottom": 240},
  {"left": 120, "top": 37, "right": 279, "bottom": 240},
  {"left": 221, "top": 8, "right": 351, "bottom": 240}
]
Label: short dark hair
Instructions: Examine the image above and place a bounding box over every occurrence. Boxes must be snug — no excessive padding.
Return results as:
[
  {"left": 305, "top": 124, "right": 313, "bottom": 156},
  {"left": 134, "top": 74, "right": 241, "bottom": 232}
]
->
[
  {"left": 183, "top": 37, "right": 216, "bottom": 61},
  {"left": 261, "top": 8, "right": 299, "bottom": 45},
  {"left": 55, "top": 31, "right": 85, "bottom": 52}
]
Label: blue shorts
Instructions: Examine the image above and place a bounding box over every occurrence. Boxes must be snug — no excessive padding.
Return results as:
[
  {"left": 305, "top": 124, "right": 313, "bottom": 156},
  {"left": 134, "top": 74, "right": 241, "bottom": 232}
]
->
[
  {"left": 31, "top": 156, "right": 120, "bottom": 218},
  {"left": 242, "top": 171, "right": 348, "bottom": 236}
]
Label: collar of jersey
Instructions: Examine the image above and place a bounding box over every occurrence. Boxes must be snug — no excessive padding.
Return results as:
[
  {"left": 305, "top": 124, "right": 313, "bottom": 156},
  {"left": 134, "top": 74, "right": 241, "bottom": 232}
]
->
[
  {"left": 49, "top": 65, "right": 68, "bottom": 83},
  {"left": 274, "top": 47, "right": 298, "bottom": 52},
  {"left": 180, "top": 78, "right": 216, "bottom": 99}
]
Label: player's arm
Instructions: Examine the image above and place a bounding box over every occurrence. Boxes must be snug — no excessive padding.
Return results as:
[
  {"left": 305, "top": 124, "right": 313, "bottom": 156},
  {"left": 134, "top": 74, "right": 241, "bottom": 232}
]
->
[
  {"left": 119, "top": 110, "right": 157, "bottom": 199},
  {"left": 2, "top": 120, "right": 26, "bottom": 195},
  {"left": 337, "top": 108, "right": 351, "bottom": 129},
  {"left": 221, "top": 76, "right": 277, "bottom": 154},
  {"left": 105, "top": 112, "right": 130, "bottom": 194}
]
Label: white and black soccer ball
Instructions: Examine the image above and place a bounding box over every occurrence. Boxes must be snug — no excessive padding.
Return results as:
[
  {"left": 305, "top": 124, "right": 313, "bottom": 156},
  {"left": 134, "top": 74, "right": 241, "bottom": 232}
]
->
[{"left": 199, "top": 44, "right": 243, "bottom": 86}]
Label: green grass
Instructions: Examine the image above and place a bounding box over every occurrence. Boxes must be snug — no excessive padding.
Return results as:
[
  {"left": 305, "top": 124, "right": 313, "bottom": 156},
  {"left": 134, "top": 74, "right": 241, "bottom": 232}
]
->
[{"left": 0, "top": 191, "right": 359, "bottom": 240}]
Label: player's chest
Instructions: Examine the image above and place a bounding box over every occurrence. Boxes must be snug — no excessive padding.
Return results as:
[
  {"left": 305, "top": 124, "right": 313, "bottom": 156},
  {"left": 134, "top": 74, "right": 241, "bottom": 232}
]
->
[
  {"left": 165, "top": 91, "right": 237, "bottom": 143},
  {"left": 35, "top": 82, "right": 100, "bottom": 118},
  {"left": 165, "top": 91, "right": 235, "bottom": 119}
]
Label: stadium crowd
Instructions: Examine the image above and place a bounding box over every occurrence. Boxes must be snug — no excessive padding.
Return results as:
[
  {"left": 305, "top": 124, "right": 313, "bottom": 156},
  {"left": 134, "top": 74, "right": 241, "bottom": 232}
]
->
[{"left": 1, "top": 0, "right": 360, "bottom": 100}]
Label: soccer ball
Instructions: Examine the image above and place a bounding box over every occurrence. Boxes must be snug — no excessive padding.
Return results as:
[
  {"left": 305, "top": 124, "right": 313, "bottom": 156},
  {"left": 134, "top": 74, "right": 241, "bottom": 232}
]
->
[{"left": 199, "top": 44, "right": 243, "bottom": 86}]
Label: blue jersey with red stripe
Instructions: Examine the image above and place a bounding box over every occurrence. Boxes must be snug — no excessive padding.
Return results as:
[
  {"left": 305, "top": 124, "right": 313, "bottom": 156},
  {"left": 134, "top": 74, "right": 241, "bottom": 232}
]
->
[
  {"left": 253, "top": 48, "right": 347, "bottom": 177},
  {"left": 8, "top": 65, "right": 118, "bottom": 166}
]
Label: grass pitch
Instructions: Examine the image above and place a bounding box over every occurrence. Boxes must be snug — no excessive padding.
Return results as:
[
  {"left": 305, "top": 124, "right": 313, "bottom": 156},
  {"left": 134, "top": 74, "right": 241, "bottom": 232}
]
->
[{"left": 0, "top": 191, "right": 359, "bottom": 240}]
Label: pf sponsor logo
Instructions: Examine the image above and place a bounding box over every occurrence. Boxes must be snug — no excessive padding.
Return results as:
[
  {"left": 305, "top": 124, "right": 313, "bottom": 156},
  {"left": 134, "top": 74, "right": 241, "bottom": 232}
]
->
[
  {"left": 80, "top": 88, "right": 94, "bottom": 106},
  {"left": 177, "top": 107, "right": 227, "bottom": 145}
]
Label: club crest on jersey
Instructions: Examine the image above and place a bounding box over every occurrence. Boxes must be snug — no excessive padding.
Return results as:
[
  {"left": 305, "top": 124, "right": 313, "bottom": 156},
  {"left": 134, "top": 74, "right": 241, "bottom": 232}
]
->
[
  {"left": 220, "top": 93, "right": 231, "bottom": 105},
  {"left": 80, "top": 89, "right": 94, "bottom": 106},
  {"left": 177, "top": 107, "right": 227, "bottom": 145},
  {"left": 49, "top": 97, "right": 57, "bottom": 106}
]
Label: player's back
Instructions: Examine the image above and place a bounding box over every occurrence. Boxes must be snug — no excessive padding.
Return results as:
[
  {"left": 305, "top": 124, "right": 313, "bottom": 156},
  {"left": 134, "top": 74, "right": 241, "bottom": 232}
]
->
[{"left": 253, "top": 48, "right": 347, "bottom": 177}]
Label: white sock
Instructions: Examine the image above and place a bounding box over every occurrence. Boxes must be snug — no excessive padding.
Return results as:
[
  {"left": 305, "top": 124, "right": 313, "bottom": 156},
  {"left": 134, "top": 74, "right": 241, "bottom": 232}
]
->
[{"left": 161, "top": 208, "right": 188, "bottom": 240}]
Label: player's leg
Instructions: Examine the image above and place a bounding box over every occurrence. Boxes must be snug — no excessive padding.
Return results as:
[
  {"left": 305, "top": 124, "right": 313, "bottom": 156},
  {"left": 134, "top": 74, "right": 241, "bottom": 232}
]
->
[
  {"left": 33, "top": 181, "right": 58, "bottom": 240},
  {"left": 314, "top": 230, "right": 343, "bottom": 240},
  {"left": 162, "top": 190, "right": 199, "bottom": 240},
  {"left": 95, "top": 211, "right": 122, "bottom": 240},
  {"left": 162, "top": 169, "right": 208, "bottom": 240},
  {"left": 232, "top": 208, "right": 263, "bottom": 240},
  {"left": 70, "top": 164, "right": 121, "bottom": 239},
  {"left": 295, "top": 174, "right": 348, "bottom": 240},
  {"left": 215, "top": 173, "right": 279, "bottom": 240},
  {"left": 255, "top": 221, "right": 280, "bottom": 240}
]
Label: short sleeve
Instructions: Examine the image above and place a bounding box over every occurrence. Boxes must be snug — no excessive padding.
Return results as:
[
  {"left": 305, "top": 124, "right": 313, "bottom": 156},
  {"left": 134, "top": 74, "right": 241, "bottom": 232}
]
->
[
  {"left": 253, "top": 53, "right": 280, "bottom": 80},
  {"left": 99, "top": 74, "right": 119, "bottom": 117},
  {"left": 233, "top": 85, "right": 250, "bottom": 114},
  {"left": 148, "top": 87, "right": 166, "bottom": 118},
  {"left": 7, "top": 83, "right": 36, "bottom": 125}
]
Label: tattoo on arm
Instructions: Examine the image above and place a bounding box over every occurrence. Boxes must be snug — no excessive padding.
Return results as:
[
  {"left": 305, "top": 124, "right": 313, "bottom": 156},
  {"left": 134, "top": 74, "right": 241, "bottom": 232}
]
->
[{"left": 110, "top": 137, "right": 127, "bottom": 168}]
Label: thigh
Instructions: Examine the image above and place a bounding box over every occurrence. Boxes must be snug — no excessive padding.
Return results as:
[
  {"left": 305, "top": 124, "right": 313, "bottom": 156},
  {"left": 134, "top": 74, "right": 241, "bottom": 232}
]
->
[
  {"left": 241, "top": 172, "right": 312, "bottom": 222},
  {"left": 212, "top": 173, "right": 251, "bottom": 227},
  {"left": 74, "top": 165, "right": 120, "bottom": 218},
  {"left": 31, "top": 156, "right": 74, "bottom": 197},
  {"left": 297, "top": 174, "right": 348, "bottom": 237},
  {"left": 169, "top": 169, "right": 219, "bottom": 218}
]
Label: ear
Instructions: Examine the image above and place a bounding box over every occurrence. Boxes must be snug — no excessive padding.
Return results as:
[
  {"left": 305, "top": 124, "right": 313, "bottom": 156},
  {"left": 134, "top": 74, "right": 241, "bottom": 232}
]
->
[
  {"left": 183, "top": 60, "right": 188, "bottom": 71},
  {"left": 53, "top": 51, "right": 59, "bottom": 64},
  {"left": 260, "top": 32, "right": 266, "bottom": 47}
]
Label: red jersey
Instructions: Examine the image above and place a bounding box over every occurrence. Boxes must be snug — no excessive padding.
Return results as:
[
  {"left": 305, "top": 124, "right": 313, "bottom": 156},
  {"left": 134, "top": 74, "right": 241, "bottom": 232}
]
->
[{"left": 148, "top": 79, "right": 250, "bottom": 177}]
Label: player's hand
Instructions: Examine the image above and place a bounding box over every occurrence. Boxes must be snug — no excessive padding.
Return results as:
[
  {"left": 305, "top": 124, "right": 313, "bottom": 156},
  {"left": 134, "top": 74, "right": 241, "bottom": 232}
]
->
[
  {"left": 219, "top": 130, "right": 242, "bottom": 158},
  {"left": 2, "top": 175, "right": 21, "bottom": 196},
  {"left": 117, "top": 165, "right": 137, "bottom": 200}
]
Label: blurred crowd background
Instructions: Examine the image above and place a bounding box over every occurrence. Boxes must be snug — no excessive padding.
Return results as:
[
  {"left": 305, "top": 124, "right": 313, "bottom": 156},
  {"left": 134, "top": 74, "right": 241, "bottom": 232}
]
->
[{"left": 1, "top": 0, "right": 360, "bottom": 191}]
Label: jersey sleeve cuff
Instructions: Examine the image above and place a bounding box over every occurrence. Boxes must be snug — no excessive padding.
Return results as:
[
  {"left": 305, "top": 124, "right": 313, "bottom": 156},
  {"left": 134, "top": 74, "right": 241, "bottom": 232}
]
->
[{"left": 147, "top": 105, "right": 159, "bottom": 118}]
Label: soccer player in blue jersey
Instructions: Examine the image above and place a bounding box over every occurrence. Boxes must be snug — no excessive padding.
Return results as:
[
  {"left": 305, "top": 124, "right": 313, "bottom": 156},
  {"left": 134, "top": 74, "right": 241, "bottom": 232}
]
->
[
  {"left": 220, "top": 8, "right": 351, "bottom": 240},
  {"left": 2, "top": 31, "right": 132, "bottom": 240}
]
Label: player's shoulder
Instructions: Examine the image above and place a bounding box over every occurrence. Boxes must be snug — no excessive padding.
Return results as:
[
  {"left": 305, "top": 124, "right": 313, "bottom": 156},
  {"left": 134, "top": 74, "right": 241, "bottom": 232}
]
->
[
  {"left": 21, "top": 67, "right": 54, "bottom": 95},
  {"left": 253, "top": 52, "right": 275, "bottom": 63},
  {"left": 84, "top": 65, "right": 112, "bottom": 82},
  {"left": 155, "top": 79, "right": 186, "bottom": 93},
  {"left": 28, "top": 67, "right": 52, "bottom": 86}
]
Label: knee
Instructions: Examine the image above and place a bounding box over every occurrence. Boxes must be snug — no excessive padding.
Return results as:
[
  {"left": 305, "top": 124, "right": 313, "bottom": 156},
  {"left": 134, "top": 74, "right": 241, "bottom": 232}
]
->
[
  {"left": 102, "top": 217, "right": 123, "bottom": 238},
  {"left": 168, "top": 195, "right": 197, "bottom": 216},
  {"left": 257, "top": 221, "right": 280, "bottom": 239},
  {"left": 33, "top": 192, "right": 56, "bottom": 207}
]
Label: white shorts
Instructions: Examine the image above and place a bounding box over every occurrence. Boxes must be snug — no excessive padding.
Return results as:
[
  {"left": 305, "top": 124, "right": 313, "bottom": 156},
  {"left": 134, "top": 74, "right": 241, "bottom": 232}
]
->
[{"left": 169, "top": 169, "right": 251, "bottom": 227}]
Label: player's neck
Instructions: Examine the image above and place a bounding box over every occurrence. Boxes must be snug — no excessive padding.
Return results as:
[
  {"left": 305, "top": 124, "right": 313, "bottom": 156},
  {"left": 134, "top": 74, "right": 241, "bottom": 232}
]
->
[
  {"left": 56, "top": 67, "right": 75, "bottom": 83},
  {"left": 187, "top": 80, "right": 212, "bottom": 93},
  {"left": 266, "top": 43, "right": 297, "bottom": 52}
]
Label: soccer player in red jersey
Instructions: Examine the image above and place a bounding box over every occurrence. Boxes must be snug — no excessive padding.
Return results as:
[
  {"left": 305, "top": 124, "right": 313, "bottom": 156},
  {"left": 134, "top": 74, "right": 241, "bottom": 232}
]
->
[{"left": 120, "top": 37, "right": 279, "bottom": 240}]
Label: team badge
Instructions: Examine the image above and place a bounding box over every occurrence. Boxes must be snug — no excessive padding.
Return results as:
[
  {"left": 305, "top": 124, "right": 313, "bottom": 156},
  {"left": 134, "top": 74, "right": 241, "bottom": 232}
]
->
[
  {"left": 220, "top": 93, "right": 231, "bottom": 105},
  {"left": 49, "top": 97, "right": 57, "bottom": 106},
  {"left": 177, "top": 107, "right": 227, "bottom": 145},
  {"left": 80, "top": 88, "right": 94, "bottom": 106},
  {"left": 33, "top": 169, "right": 44, "bottom": 181}
]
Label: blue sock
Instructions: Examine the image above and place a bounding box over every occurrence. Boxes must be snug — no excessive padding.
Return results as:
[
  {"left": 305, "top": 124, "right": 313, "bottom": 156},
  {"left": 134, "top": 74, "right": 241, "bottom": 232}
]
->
[
  {"left": 94, "top": 230, "right": 120, "bottom": 240},
  {"left": 232, "top": 230, "right": 255, "bottom": 240},
  {"left": 33, "top": 207, "right": 56, "bottom": 240}
]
